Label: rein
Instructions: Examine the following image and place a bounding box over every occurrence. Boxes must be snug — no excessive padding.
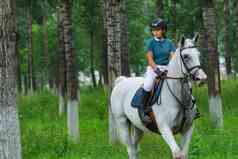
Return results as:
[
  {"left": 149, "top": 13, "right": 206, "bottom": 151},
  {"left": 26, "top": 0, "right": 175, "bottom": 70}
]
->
[
  {"left": 160, "top": 46, "right": 199, "bottom": 131},
  {"left": 165, "top": 78, "right": 191, "bottom": 108}
]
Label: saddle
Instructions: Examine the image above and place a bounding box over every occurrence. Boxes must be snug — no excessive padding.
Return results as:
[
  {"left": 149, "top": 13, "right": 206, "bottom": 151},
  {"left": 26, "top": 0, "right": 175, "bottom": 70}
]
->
[{"left": 132, "top": 78, "right": 164, "bottom": 133}]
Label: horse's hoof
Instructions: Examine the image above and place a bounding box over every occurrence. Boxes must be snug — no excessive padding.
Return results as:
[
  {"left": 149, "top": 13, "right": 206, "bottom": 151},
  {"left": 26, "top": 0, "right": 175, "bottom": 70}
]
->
[{"left": 174, "top": 151, "right": 186, "bottom": 159}]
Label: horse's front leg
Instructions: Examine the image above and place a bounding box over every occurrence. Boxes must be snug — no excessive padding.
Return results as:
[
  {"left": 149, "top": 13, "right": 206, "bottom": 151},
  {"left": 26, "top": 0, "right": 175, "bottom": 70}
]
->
[
  {"left": 158, "top": 124, "right": 185, "bottom": 159},
  {"left": 179, "top": 125, "right": 194, "bottom": 159},
  {"left": 153, "top": 105, "right": 185, "bottom": 159}
]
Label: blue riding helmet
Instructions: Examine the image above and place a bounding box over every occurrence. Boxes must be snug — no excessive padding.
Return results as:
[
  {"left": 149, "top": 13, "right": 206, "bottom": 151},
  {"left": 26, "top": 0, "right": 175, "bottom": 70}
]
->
[{"left": 150, "top": 18, "right": 167, "bottom": 31}]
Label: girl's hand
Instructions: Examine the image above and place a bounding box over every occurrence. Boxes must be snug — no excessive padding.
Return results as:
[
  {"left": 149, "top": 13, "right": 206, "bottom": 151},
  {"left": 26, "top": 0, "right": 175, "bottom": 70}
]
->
[{"left": 154, "top": 68, "right": 167, "bottom": 77}]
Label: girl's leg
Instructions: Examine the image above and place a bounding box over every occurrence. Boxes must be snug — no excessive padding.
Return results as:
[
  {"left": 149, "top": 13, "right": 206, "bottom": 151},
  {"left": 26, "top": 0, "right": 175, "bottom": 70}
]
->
[{"left": 143, "top": 66, "right": 157, "bottom": 92}]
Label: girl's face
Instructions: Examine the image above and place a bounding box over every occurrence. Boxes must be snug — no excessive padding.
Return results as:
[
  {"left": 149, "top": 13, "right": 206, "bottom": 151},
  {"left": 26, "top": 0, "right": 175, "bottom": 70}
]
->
[{"left": 152, "top": 29, "right": 164, "bottom": 38}]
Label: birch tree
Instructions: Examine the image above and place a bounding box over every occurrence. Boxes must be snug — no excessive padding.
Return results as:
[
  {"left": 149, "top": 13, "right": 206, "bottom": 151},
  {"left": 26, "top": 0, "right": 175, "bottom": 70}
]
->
[
  {"left": 171, "top": 0, "right": 177, "bottom": 40},
  {"left": 61, "top": 0, "right": 80, "bottom": 142},
  {"left": 105, "top": 0, "right": 122, "bottom": 143},
  {"left": 224, "top": 0, "right": 232, "bottom": 76},
  {"left": 0, "top": 0, "right": 22, "bottom": 158},
  {"left": 43, "top": 15, "right": 50, "bottom": 87},
  {"left": 156, "top": 0, "right": 163, "bottom": 18},
  {"left": 27, "top": 1, "right": 34, "bottom": 92},
  {"left": 101, "top": 0, "right": 108, "bottom": 85},
  {"left": 202, "top": 0, "right": 224, "bottom": 128},
  {"left": 57, "top": 4, "right": 67, "bottom": 115},
  {"left": 235, "top": 0, "right": 238, "bottom": 69},
  {"left": 120, "top": 0, "right": 130, "bottom": 76}
]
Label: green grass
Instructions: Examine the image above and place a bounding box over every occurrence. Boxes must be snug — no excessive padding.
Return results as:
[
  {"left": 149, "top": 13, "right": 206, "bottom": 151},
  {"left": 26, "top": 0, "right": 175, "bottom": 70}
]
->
[{"left": 19, "top": 81, "right": 238, "bottom": 159}]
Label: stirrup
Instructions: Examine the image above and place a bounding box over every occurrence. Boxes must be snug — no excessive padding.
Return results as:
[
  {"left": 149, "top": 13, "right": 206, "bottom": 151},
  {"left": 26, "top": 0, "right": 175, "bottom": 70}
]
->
[
  {"left": 138, "top": 109, "right": 151, "bottom": 123},
  {"left": 141, "top": 114, "right": 151, "bottom": 123}
]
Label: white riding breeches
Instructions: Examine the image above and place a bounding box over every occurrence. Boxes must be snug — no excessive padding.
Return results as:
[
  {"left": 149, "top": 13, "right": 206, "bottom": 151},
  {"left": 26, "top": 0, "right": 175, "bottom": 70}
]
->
[{"left": 143, "top": 65, "right": 168, "bottom": 92}]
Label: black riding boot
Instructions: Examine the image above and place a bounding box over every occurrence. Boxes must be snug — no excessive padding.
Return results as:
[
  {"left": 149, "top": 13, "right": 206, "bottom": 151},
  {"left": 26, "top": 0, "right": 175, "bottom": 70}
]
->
[{"left": 131, "top": 88, "right": 151, "bottom": 122}]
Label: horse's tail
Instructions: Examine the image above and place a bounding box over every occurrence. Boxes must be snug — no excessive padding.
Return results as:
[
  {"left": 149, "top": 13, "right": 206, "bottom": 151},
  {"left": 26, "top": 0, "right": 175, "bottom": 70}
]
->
[
  {"left": 109, "top": 108, "right": 118, "bottom": 144},
  {"left": 109, "top": 76, "right": 127, "bottom": 144}
]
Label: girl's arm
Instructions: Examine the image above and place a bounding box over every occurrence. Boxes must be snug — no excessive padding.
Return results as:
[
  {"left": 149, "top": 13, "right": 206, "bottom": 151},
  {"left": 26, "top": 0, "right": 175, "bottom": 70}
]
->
[
  {"left": 170, "top": 52, "right": 176, "bottom": 60},
  {"left": 146, "top": 51, "right": 157, "bottom": 70}
]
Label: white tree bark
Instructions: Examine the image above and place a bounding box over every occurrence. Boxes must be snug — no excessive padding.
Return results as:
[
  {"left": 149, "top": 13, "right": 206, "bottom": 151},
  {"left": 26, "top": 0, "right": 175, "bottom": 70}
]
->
[
  {"left": 0, "top": 107, "right": 22, "bottom": 159},
  {"left": 59, "top": 93, "right": 66, "bottom": 116},
  {"left": 0, "top": 0, "right": 22, "bottom": 158},
  {"left": 208, "top": 96, "right": 224, "bottom": 128},
  {"left": 67, "top": 100, "right": 79, "bottom": 141}
]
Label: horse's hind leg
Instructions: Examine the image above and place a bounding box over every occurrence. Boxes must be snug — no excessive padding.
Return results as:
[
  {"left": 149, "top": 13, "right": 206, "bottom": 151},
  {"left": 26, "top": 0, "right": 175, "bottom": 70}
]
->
[
  {"left": 179, "top": 125, "right": 194, "bottom": 159},
  {"left": 131, "top": 126, "right": 144, "bottom": 158},
  {"left": 116, "top": 116, "right": 138, "bottom": 159}
]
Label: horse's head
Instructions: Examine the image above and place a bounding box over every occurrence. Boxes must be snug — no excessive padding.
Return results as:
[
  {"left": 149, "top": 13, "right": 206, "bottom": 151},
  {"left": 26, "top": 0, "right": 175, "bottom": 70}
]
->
[{"left": 177, "top": 34, "right": 207, "bottom": 81}]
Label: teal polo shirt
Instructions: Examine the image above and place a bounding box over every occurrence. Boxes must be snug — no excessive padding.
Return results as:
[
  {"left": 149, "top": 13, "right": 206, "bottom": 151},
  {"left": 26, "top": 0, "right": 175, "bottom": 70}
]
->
[{"left": 147, "top": 38, "right": 176, "bottom": 65}]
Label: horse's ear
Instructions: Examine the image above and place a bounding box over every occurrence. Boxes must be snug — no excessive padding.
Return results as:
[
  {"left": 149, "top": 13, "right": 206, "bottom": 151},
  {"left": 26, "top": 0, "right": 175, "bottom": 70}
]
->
[
  {"left": 193, "top": 33, "right": 199, "bottom": 43},
  {"left": 180, "top": 36, "right": 185, "bottom": 47}
]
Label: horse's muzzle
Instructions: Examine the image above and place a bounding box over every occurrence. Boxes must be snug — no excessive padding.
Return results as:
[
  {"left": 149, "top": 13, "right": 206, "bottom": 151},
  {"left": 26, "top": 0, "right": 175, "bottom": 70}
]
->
[{"left": 193, "top": 69, "right": 207, "bottom": 81}]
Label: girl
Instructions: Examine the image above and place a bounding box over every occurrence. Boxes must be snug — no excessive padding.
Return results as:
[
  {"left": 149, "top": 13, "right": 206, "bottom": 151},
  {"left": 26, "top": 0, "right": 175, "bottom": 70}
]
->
[{"left": 133, "top": 18, "right": 176, "bottom": 122}]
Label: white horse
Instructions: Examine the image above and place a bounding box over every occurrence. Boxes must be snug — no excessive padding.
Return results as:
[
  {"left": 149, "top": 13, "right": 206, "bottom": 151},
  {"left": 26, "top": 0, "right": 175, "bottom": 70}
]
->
[{"left": 110, "top": 35, "right": 207, "bottom": 159}]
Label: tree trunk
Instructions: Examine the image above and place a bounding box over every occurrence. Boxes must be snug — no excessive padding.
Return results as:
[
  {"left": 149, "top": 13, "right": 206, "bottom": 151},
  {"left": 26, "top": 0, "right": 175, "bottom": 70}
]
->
[
  {"left": 199, "top": 13, "right": 209, "bottom": 71},
  {"left": 156, "top": 0, "right": 163, "bottom": 18},
  {"left": 171, "top": 0, "right": 177, "bottom": 41},
  {"left": 102, "top": 33, "right": 109, "bottom": 85},
  {"left": 101, "top": 0, "right": 109, "bottom": 85},
  {"left": 235, "top": 1, "right": 238, "bottom": 72},
  {"left": 58, "top": 5, "right": 67, "bottom": 115},
  {"left": 16, "top": 31, "right": 22, "bottom": 93},
  {"left": 98, "top": 71, "right": 103, "bottom": 87},
  {"left": 106, "top": 0, "right": 122, "bottom": 143},
  {"left": 120, "top": 0, "right": 130, "bottom": 77},
  {"left": 0, "top": 0, "right": 22, "bottom": 158},
  {"left": 62, "top": 0, "right": 79, "bottom": 142},
  {"left": 28, "top": 9, "right": 34, "bottom": 92},
  {"left": 23, "top": 74, "right": 28, "bottom": 95},
  {"left": 90, "top": 31, "right": 97, "bottom": 87},
  {"left": 143, "top": 0, "right": 149, "bottom": 16},
  {"left": 202, "top": 0, "right": 223, "bottom": 128},
  {"left": 107, "top": 0, "right": 122, "bottom": 86},
  {"left": 224, "top": 0, "right": 232, "bottom": 76},
  {"left": 43, "top": 16, "right": 51, "bottom": 88}
]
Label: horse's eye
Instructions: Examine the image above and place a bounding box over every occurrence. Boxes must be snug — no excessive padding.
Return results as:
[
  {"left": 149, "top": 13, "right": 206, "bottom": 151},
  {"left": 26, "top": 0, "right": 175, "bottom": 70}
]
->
[{"left": 183, "top": 55, "right": 189, "bottom": 59}]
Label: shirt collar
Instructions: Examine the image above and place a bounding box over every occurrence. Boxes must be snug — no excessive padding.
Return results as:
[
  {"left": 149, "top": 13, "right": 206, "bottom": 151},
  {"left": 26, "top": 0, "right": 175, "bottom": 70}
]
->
[{"left": 154, "top": 37, "right": 165, "bottom": 42}]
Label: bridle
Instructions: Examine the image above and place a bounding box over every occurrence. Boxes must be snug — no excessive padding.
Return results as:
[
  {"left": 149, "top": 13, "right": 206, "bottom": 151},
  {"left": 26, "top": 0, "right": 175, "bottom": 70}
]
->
[
  {"left": 162, "top": 45, "right": 202, "bottom": 104},
  {"left": 164, "top": 45, "right": 202, "bottom": 81},
  {"left": 179, "top": 46, "right": 202, "bottom": 80}
]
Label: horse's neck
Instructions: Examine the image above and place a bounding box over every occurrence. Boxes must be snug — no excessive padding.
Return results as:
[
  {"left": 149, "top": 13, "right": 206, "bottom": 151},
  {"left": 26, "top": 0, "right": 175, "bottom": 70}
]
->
[
  {"left": 166, "top": 51, "right": 183, "bottom": 99},
  {"left": 167, "top": 51, "right": 183, "bottom": 77}
]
